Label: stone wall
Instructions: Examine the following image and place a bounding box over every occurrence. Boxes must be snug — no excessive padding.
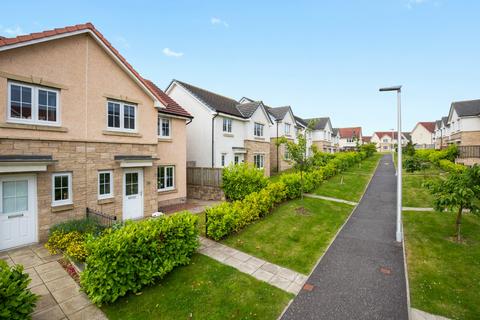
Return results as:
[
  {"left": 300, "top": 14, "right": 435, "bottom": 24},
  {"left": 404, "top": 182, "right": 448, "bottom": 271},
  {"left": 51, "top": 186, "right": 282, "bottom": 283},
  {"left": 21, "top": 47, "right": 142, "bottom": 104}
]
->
[
  {"left": 0, "top": 138, "right": 185, "bottom": 241},
  {"left": 460, "top": 131, "right": 480, "bottom": 145},
  {"left": 244, "top": 139, "right": 271, "bottom": 177},
  {"left": 269, "top": 138, "right": 293, "bottom": 175},
  {"left": 187, "top": 185, "right": 225, "bottom": 201}
]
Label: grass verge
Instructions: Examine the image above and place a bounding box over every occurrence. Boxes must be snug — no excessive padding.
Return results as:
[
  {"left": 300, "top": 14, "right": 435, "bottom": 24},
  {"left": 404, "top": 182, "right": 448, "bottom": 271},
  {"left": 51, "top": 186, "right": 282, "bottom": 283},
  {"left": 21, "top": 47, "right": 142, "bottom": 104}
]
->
[
  {"left": 404, "top": 211, "right": 480, "bottom": 319},
  {"left": 102, "top": 254, "right": 293, "bottom": 320},
  {"left": 402, "top": 169, "right": 444, "bottom": 208}
]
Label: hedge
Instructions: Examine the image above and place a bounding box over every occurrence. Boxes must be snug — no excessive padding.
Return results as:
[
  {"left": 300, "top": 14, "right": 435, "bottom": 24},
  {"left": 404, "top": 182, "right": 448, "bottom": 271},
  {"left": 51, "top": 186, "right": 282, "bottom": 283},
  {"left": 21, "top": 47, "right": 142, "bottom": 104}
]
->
[
  {"left": 438, "top": 159, "right": 466, "bottom": 173},
  {"left": 206, "top": 151, "right": 368, "bottom": 240},
  {"left": 81, "top": 212, "right": 198, "bottom": 305},
  {"left": 222, "top": 163, "right": 268, "bottom": 201}
]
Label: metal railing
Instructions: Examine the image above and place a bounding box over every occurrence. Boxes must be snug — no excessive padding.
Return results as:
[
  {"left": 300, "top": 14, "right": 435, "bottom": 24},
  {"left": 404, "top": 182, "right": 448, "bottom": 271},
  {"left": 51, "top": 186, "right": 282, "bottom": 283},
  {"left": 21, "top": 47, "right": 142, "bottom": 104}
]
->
[
  {"left": 86, "top": 207, "right": 117, "bottom": 227},
  {"left": 187, "top": 167, "right": 223, "bottom": 187},
  {"left": 458, "top": 145, "right": 480, "bottom": 159}
]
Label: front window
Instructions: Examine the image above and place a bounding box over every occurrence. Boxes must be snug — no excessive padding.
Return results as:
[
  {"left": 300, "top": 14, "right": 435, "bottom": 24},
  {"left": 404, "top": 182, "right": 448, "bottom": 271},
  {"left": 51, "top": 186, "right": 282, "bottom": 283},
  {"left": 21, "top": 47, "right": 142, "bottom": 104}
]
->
[
  {"left": 158, "top": 117, "right": 171, "bottom": 138},
  {"left": 284, "top": 123, "right": 291, "bottom": 135},
  {"left": 52, "top": 173, "right": 72, "bottom": 206},
  {"left": 284, "top": 149, "right": 290, "bottom": 160},
  {"left": 107, "top": 100, "right": 136, "bottom": 131},
  {"left": 158, "top": 166, "right": 175, "bottom": 191},
  {"left": 221, "top": 154, "right": 226, "bottom": 167},
  {"left": 8, "top": 81, "right": 60, "bottom": 125},
  {"left": 253, "top": 154, "right": 264, "bottom": 169},
  {"left": 382, "top": 138, "right": 388, "bottom": 143},
  {"left": 223, "top": 118, "right": 232, "bottom": 133},
  {"left": 98, "top": 170, "right": 113, "bottom": 199},
  {"left": 254, "top": 123, "right": 264, "bottom": 137}
]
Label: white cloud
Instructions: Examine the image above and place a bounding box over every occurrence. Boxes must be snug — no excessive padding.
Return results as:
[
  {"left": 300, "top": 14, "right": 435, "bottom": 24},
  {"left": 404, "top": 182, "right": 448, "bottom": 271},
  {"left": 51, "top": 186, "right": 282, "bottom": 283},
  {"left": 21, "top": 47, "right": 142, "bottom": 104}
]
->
[
  {"left": 162, "top": 48, "right": 184, "bottom": 58},
  {"left": 0, "top": 25, "right": 24, "bottom": 37},
  {"left": 211, "top": 17, "right": 229, "bottom": 27}
]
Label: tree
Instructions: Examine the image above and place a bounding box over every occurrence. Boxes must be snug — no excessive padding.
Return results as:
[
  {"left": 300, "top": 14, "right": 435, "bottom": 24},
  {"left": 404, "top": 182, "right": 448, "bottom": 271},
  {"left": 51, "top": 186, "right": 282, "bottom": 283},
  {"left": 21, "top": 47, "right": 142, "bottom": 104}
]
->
[
  {"left": 425, "top": 165, "right": 480, "bottom": 241},
  {"left": 403, "top": 141, "right": 416, "bottom": 157}
]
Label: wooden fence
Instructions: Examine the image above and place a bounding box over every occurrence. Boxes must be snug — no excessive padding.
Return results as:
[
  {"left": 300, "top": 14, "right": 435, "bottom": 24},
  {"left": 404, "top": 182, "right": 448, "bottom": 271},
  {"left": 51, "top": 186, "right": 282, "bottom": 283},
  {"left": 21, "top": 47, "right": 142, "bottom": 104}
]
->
[
  {"left": 458, "top": 145, "right": 480, "bottom": 159},
  {"left": 187, "top": 167, "right": 223, "bottom": 187}
]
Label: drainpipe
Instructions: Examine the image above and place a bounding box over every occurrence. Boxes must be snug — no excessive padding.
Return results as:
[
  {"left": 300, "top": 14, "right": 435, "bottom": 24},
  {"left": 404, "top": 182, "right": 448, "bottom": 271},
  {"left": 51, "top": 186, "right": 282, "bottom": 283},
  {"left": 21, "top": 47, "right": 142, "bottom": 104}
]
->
[
  {"left": 211, "top": 113, "right": 219, "bottom": 168},
  {"left": 276, "top": 120, "right": 280, "bottom": 172}
]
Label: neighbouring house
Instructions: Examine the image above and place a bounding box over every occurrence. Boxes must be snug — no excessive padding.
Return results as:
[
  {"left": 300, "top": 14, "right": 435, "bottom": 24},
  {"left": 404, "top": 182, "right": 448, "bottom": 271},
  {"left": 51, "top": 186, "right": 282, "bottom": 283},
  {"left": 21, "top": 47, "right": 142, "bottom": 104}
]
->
[
  {"left": 447, "top": 99, "right": 480, "bottom": 165},
  {"left": 0, "top": 23, "right": 192, "bottom": 250},
  {"left": 363, "top": 136, "right": 372, "bottom": 144},
  {"left": 304, "top": 117, "right": 335, "bottom": 153},
  {"left": 410, "top": 122, "right": 435, "bottom": 149},
  {"left": 338, "top": 127, "right": 362, "bottom": 151},
  {"left": 165, "top": 80, "right": 273, "bottom": 175},
  {"left": 371, "top": 131, "right": 409, "bottom": 152},
  {"left": 294, "top": 116, "right": 313, "bottom": 156},
  {"left": 433, "top": 117, "right": 450, "bottom": 149},
  {"left": 332, "top": 128, "right": 340, "bottom": 152}
]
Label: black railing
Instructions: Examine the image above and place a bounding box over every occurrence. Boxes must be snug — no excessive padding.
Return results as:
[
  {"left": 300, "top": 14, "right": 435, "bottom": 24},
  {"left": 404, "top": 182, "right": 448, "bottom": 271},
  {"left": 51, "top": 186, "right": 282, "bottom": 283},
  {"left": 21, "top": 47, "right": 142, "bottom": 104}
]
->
[
  {"left": 458, "top": 145, "right": 480, "bottom": 159},
  {"left": 86, "top": 207, "right": 117, "bottom": 227}
]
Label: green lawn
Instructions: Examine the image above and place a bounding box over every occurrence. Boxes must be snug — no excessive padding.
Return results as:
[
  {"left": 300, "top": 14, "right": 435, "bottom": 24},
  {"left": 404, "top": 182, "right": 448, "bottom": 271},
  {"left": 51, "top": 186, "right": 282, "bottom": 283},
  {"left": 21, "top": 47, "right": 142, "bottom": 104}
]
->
[
  {"left": 102, "top": 254, "right": 292, "bottom": 320},
  {"left": 404, "top": 211, "right": 480, "bottom": 320},
  {"left": 221, "top": 197, "right": 352, "bottom": 274},
  {"left": 312, "top": 154, "right": 381, "bottom": 202},
  {"left": 402, "top": 172, "right": 443, "bottom": 208}
]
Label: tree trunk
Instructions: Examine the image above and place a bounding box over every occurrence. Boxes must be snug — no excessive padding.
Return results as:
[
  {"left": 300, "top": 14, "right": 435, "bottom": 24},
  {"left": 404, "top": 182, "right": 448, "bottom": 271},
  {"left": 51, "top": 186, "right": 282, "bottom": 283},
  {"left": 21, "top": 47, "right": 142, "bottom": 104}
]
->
[
  {"left": 455, "top": 207, "right": 463, "bottom": 242},
  {"left": 300, "top": 170, "right": 304, "bottom": 200}
]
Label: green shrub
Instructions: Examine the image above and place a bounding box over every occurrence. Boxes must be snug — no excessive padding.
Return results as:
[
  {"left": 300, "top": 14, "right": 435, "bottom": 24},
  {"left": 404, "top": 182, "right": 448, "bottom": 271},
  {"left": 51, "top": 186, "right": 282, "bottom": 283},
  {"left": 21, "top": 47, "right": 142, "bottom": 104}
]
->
[
  {"left": 0, "top": 260, "right": 38, "bottom": 320},
  {"left": 222, "top": 163, "right": 268, "bottom": 201},
  {"left": 359, "top": 143, "right": 377, "bottom": 157},
  {"left": 312, "top": 152, "right": 335, "bottom": 167},
  {"left": 81, "top": 212, "right": 198, "bottom": 305},
  {"left": 404, "top": 155, "right": 424, "bottom": 173},
  {"left": 438, "top": 159, "right": 466, "bottom": 173},
  {"left": 49, "top": 217, "right": 106, "bottom": 236},
  {"left": 416, "top": 149, "right": 436, "bottom": 162},
  {"left": 45, "top": 230, "right": 88, "bottom": 262}
]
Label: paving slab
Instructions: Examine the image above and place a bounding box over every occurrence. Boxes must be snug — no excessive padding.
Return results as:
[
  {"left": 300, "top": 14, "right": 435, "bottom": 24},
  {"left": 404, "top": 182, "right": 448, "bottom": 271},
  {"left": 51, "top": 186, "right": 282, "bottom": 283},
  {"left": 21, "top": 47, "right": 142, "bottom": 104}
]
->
[
  {"left": 32, "top": 305, "right": 65, "bottom": 320},
  {"left": 281, "top": 154, "right": 409, "bottom": 320},
  {"left": 252, "top": 268, "right": 274, "bottom": 282},
  {"left": 59, "top": 293, "right": 92, "bottom": 316}
]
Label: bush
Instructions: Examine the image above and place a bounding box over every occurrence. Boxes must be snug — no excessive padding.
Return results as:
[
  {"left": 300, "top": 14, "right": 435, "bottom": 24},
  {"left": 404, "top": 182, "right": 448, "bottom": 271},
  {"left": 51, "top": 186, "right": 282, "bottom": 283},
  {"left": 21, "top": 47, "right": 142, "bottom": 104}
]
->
[
  {"left": 81, "top": 212, "right": 198, "bottom": 305},
  {"left": 49, "top": 217, "right": 106, "bottom": 236},
  {"left": 312, "top": 152, "right": 335, "bottom": 167},
  {"left": 222, "top": 163, "right": 268, "bottom": 201},
  {"left": 45, "top": 231, "right": 88, "bottom": 262},
  {"left": 0, "top": 260, "right": 38, "bottom": 320},
  {"left": 403, "top": 155, "right": 429, "bottom": 173},
  {"left": 360, "top": 143, "right": 377, "bottom": 157},
  {"left": 438, "top": 159, "right": 466, "bottom": 173}
]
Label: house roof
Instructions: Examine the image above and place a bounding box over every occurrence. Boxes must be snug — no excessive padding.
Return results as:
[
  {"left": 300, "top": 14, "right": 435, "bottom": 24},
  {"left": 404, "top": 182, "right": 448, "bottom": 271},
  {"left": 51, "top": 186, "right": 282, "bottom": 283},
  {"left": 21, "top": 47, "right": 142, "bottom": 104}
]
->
[
  {"left": 416, "top": 122, "right": 436, "bottom": 133},
  {"left": 441, "top": 116, "right": 449, "bottom": 126},
  {"left": 294, "top": 116, "right": 308, "bottom": 128},
  {"left": 451, "top": 99, "right": 480, "bottom": 117},
  {"left": 0, "top": 22, "right": 193, "bottom": 118},
  {"left": 332, "top": 128, "right": 339, "bottom": 136},
  {"left": 265, "top": 106, "right": 291, "bottom": 121},
  {"left": 237, "top": 101, "right": 262, "bottom": 118},
  {"left": 363, "top": 136, "right": 372, "bottom": 143},
  {"left": 304, "top": 117, "right": 331, "bottom": 130},
  {"left": 338, "top": 127, "right": 362, "bottom": 139},
  {"left": 374, "top": 131, "right": 408, "bottom": 140},
  {"left": 143, "top": 80, "right": 192, "bottom": 118}
]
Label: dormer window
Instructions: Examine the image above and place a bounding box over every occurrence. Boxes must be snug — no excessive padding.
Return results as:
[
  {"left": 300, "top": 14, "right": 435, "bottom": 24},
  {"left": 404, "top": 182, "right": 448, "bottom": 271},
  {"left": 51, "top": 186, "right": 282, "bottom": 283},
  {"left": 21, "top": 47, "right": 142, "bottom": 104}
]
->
[{"left": 8, "top": 81, "right": 60, "bottom": 126}]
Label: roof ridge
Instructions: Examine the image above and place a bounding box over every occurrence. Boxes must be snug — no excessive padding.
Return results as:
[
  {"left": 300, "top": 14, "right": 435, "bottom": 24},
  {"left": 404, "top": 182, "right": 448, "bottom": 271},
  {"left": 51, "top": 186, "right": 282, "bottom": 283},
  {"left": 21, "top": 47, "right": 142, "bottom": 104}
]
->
[{"left": 175, "top": 80, "right": 238, "bottom": 104}]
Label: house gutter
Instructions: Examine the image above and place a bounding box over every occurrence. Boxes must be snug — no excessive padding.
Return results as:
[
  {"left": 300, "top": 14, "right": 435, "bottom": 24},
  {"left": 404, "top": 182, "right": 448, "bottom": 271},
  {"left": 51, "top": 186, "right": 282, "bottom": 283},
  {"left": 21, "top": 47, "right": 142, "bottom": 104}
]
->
[{"left": 212, "top": 113, "right": 219, "bottom": 168}]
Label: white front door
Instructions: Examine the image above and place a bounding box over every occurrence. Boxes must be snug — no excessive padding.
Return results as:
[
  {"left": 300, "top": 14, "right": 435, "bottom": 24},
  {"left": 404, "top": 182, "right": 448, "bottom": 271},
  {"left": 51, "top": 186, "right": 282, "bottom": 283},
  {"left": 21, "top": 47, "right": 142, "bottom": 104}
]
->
[
  {"left": 122, "top": 169, "right": 144, "bottom": 220},
  {"left": 0, "top": 175, "right": 37, "bottom": 251}
]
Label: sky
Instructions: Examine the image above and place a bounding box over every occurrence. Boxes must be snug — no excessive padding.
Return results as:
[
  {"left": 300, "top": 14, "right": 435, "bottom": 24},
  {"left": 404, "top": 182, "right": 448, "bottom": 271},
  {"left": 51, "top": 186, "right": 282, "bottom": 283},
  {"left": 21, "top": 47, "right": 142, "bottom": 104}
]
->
[{"left": 1, "top": 0, "right": 479, "bottom": 135}]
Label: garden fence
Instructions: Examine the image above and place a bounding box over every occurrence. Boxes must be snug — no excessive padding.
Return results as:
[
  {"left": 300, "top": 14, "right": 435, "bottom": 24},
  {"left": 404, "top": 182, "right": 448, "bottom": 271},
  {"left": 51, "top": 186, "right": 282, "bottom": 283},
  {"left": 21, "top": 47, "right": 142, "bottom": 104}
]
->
[
  {"left": 86, "top": 207, "right": 117, "bottom": 227},
  {"left": 187, "top": 167, "right": 223, "bottom": 187},
  {"left": 458, "top": 145, "right": 480, "bottom": 159}
]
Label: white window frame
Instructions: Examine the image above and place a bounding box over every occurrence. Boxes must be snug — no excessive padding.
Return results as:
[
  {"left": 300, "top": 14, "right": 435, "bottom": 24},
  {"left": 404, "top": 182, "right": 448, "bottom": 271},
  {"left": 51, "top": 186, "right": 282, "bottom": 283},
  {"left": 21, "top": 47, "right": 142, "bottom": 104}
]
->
[
  {"left": 98, "top": 170, "right": 114, "bottom": 200},
  {"left": 254, "top": 122, "right": 264, "bottom": 137},
  {"left": 157, "top": 165, "right": 175, "bottom": 191},
  {"left": 106, "top": 100, "right": 137, "bottom": 132},
  {"left": 253, "top": 154, "right": 265, "bottom": 169},
  {"left": 221, "top": 154, "right": 226, "bottom": 167},
  {"left": 223, "top": 118, "right": 232, "bottom": 133},
  {"left": 7, "top": 81, "right": 61, "bottom": 126},
  {"left": 51, "top": 172, "right": 73, "bottom": 206},
  {"left": 284, "top": 123, "right": 291, "bottom": 135},
  {"left": 158, "top": 116, "right": 171, "bottom": 138}
]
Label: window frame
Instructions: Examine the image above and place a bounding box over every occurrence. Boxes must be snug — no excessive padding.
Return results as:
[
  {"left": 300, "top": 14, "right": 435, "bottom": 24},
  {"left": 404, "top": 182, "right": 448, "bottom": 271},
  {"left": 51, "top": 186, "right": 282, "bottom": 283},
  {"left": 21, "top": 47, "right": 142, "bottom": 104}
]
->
[
  {"left": 253, "top": 154, "right": 265, "bottom": 169},
  {"left": 157, "top": 165, "right": 175, "bottom": 191},
  {"left": 284, "top": 123, "right": 291, "bottom": 135},
  {"left": 221, "top": 154, "right": 226, "bottom": 167},
  {"left": 51, "top": 172, "right": 73, "bottom": 206},
  {"left": 223, "top": 118, "right": 232, "bottom": 133},
  {"left": 98, "top": 170, "right": 114, "bottom": 200},
  {"left": 158, "top": 116, "right": 172, "bottom": 138},
  {"left": 7, "top": 81, "right": 61, "bottom": 126},
  {"left": 106, "top": 100, "right": 137, "bottom": 132},
  {"left": 254, "top": 122, "right": 264, "bottom": 137}
]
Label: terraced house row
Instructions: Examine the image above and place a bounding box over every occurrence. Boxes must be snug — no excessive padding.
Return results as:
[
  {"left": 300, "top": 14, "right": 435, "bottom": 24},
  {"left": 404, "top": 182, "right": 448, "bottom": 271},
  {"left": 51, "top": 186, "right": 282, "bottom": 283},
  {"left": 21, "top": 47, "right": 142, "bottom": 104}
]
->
[{"left": 0, "top": 23, "right": 362, "bottom": 251}]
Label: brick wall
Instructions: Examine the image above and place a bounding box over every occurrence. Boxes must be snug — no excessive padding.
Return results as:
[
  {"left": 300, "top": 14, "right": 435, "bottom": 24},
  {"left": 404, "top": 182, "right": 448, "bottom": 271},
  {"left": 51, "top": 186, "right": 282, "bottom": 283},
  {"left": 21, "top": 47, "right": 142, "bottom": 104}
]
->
[
  {"left": 244, "top": 139, "right": 271, "bottom": 177},
  {"left": 269, "top": 138, "right": 293, "bottom": 174},
  {"left": 187, "top": 185, "right": 225, "bottom": 201}
]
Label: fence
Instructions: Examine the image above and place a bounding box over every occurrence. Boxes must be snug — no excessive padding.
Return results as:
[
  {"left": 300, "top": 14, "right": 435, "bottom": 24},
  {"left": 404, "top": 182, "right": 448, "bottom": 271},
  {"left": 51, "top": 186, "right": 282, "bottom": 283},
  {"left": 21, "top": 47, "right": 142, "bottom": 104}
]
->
[
  {"left": 86, "top": 207, "right": 117, "bottom": 227},
  {"left": 458, "top": 145, "right": 480, "bottom": 159},
  {"left": 187, "top": 167, "right": 223, "bottom": 187}
]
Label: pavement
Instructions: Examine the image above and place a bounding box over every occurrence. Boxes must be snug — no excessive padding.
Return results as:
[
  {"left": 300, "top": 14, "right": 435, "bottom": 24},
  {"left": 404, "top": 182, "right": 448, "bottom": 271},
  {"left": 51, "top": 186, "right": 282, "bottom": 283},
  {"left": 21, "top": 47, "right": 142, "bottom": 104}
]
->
[{"left": 281, "top": 154, "right": 409, "bottom": 320}]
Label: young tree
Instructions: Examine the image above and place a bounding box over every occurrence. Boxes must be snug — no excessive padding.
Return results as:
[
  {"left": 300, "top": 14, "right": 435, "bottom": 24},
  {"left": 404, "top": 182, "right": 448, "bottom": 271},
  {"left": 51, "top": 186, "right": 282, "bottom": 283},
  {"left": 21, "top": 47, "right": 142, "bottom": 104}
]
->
[{"left": 425, "top": 165, "right": 480, "bottom": 242}]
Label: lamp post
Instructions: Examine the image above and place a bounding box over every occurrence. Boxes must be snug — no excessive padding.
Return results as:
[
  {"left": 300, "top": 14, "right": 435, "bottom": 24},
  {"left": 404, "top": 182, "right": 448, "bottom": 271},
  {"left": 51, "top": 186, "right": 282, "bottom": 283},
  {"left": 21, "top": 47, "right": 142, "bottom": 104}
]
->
[
  {"left": 380, "top": 85, "right": 403, "bottom": 243},
  {"left": 390, "top": 128, "right": 396, "bottom": 176}
]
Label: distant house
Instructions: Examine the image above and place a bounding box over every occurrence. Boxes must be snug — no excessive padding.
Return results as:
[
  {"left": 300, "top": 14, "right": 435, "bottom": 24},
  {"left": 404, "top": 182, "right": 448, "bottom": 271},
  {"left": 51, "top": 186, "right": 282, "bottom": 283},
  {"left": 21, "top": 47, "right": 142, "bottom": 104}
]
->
[
  {"left": 332, "top": 128, "right": 340, "bottom": 152},
  {"left": 304, "top": 117, "right": 335, "bottom": 153},
  {"left": 371, "top": 131, "right": 409, "bottom": 152},
  {"left": 433, "top": 117, "right": 449, "bottom": 149},
  {"left": 166, "top": 80, "right": 274, "bottom": 175},
  {"left": 338, "top": 127, "right": 362, "bottom": 151},
  {"left": 363, "top": 136, "right": 372, "bottom": 144},
  {"left": 411, "top": 122, "right": 435, "bottom": 149}
]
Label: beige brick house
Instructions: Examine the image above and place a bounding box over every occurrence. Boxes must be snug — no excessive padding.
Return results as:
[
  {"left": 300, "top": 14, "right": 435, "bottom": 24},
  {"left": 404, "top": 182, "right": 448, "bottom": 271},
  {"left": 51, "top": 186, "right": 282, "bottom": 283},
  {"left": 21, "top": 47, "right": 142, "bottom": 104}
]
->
[{"left": 0, "top": 23, "right": 192, "bottom": 250}]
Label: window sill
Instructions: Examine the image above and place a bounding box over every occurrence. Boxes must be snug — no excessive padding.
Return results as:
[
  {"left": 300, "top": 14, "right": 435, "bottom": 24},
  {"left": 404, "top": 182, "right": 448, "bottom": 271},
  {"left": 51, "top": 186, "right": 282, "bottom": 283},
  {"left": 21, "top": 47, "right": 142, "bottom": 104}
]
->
[
  {"left": 98, "top": 197, "right": 115, "bottom": 205},
  {"left": 254, "top": 136, "right": 265, "bottom": 141},
  {"left": 223, "top": 133, "right": 234, "bottom": 137},
  {"left": 158, "top": 137, "right": 172, "bottom": 142},
  {"left": 51, "top": 203, "right": 74, "bottom": 212},
  {"left": 0, "top": 122, "right": 68, "bottom": 132},
  {"left": 158, "top": 188, "right": 177, "bottom": 195},
  {"left": 102, "top": 130, "right": 142, "bottom": 138}
]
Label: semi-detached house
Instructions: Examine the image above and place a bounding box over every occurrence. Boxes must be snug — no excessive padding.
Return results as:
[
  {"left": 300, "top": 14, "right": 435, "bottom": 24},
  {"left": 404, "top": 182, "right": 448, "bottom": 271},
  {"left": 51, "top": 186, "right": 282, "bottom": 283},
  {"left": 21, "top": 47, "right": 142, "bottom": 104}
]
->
[
  {"left": 0, "top": 23, "right": 192, "bottom": 251},
  {"left": 166, "top": 80, "right": 273, "bottom": 175}
]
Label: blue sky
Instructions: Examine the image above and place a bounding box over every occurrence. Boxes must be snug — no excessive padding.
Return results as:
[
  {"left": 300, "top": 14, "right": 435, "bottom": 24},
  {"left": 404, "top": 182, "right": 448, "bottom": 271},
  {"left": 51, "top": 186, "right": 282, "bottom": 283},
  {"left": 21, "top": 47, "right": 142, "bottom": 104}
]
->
[{"left": 1, "top": 0, "right": 479, "bottom": 135}]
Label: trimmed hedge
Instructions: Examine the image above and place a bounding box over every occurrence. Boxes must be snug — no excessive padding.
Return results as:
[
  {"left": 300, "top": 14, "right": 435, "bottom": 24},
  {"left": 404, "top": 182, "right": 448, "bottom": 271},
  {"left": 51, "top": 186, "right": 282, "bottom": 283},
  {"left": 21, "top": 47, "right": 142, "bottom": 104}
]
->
[
  {"left": 206, "top": 151, "right": 368, "bottom": 240},
  {"left": 438, "top": 159, "right": 466, "bottom": 173},
  {"left": 0, "top": 260, "right": 38, "bottom": 320},
  {"left": 81, "top": 212, "right": 198, "bottom": 305},
  {"left": 222, "top": 163, "right": 268, "bottom": 201}
]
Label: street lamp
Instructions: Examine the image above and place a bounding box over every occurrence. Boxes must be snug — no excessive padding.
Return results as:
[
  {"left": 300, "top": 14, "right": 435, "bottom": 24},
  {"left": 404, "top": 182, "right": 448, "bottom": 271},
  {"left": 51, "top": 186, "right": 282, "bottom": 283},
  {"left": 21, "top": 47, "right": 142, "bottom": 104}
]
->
[
  {"left": 380, "top": 85, "right": 403, "bottom": 243},
  {"left": 390, "top": 128, "right": 396, "bottom": 176}
]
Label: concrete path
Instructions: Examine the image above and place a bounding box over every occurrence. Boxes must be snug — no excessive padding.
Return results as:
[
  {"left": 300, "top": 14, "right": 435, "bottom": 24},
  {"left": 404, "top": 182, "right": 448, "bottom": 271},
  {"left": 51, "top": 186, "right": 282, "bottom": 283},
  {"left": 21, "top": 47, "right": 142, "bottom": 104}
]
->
[
  {"left": 281, "top": 154, "right": 409, "bottom": 320},
  {"left": 303, "top": 193, "right": 358, "bottom": 206},
  {"left": 0, "top": 245, "right": 107, "bottom": 320},
  {"left": 411, "top": 308, "right": 450, "bottom": 320},
  {"left": 198, "top": 237, "right": 307, "bottom": 294}
]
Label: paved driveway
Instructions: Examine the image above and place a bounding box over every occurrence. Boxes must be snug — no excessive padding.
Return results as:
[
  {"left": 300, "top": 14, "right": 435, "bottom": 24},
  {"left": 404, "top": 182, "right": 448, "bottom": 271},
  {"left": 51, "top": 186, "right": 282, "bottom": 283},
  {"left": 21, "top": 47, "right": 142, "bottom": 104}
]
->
[{"left": 281, "top": 154, "right": 409, "bottom": 320}]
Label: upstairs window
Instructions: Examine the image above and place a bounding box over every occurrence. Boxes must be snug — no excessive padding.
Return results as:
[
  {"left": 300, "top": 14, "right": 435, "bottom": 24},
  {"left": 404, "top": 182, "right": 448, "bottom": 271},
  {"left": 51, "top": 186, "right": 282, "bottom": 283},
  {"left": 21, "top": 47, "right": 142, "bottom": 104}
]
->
[
  {"left": 254, "top": 123, "right": 264, "bottom": 137},
  {"left": 223, "top": 118, "right": 232, "bottom": 133},
  {"left": 107, "top": 100, "right": 136, "bottom": 131},
  {"left": 158, "top": 117, "right": 171, "bottom": 138},
  {"left": 8, "top": 81, "right": 60, "bottom": 125},
  {"left": 284, "top": 123, "right": 291, "bottom": 135}
]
